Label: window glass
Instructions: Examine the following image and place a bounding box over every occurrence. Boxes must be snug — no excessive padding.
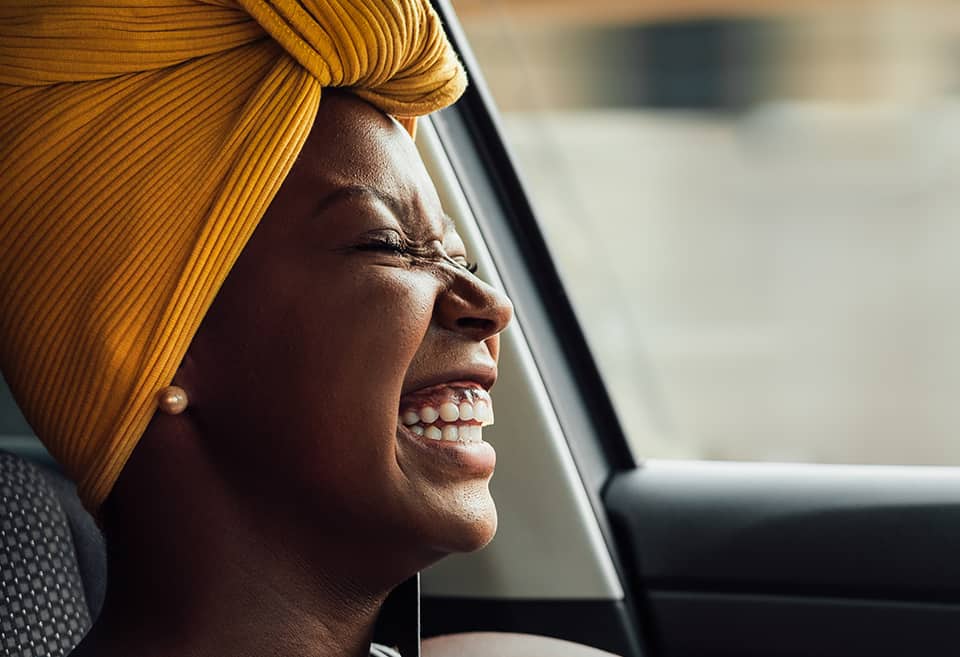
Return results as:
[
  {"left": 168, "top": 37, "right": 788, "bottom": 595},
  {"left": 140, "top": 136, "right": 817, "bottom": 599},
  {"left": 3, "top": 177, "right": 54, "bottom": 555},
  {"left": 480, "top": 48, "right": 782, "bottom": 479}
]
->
[{"left": 457, "top": 1, "right": 960, "bottom": 465}]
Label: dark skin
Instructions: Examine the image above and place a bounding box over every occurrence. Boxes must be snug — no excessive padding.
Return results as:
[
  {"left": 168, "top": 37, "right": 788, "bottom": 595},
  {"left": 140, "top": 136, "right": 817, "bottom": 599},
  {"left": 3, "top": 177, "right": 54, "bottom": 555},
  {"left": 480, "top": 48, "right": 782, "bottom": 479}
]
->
[{"left": 69, "top": 92, "right": 617, "bottom": 657}]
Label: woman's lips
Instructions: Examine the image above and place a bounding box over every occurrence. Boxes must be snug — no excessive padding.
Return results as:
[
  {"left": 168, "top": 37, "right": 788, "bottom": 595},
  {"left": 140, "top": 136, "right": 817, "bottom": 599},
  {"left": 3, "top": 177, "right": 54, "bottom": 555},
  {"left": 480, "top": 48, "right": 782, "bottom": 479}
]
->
[{"left": 395, "top": 382, "right": 496, "bottom": 473}]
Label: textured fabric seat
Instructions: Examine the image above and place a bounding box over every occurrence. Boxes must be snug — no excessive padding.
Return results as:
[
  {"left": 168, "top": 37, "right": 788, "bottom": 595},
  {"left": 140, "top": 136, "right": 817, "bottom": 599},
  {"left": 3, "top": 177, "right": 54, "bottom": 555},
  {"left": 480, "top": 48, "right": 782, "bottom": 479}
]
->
[{"left": 0, "top": 452, "right": 105, "bottom": 657}]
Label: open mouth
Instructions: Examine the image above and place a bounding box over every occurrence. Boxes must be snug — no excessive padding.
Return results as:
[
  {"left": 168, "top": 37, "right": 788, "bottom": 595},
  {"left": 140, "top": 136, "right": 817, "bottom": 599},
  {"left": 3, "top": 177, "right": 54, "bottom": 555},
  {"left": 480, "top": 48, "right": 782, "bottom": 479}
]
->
[{"left": 397, "top": 382, "right": 494, "bottom": 445}]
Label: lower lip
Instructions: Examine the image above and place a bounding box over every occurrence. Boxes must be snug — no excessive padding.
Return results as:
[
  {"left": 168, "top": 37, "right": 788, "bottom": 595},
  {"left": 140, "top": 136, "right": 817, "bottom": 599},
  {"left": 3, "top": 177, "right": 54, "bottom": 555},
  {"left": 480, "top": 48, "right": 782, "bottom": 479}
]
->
[{"left": 396, "top": 423, "right": 496, "bottom": 475}]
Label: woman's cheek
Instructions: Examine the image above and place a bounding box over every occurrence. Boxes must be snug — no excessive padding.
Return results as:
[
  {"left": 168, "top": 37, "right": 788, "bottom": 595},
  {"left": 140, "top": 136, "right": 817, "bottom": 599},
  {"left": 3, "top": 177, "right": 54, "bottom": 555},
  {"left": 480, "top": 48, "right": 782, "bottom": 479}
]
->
[{"left": 382, "top": 273, "right": 441, "bottom": 346}]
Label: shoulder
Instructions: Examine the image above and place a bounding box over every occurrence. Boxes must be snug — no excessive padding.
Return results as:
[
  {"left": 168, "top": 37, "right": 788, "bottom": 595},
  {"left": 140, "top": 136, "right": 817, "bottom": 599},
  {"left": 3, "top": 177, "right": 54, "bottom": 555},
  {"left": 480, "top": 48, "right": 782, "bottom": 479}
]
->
[{"left": 422, "top": 632, "right": 621, "bottom": 657}]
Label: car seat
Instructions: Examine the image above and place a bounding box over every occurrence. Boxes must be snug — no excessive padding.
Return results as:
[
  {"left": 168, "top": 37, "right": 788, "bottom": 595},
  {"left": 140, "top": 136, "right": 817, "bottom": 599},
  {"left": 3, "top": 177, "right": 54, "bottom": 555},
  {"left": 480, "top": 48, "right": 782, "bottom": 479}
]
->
[{"left": 0, "top": 451, "right": 105, "bottom": 657}]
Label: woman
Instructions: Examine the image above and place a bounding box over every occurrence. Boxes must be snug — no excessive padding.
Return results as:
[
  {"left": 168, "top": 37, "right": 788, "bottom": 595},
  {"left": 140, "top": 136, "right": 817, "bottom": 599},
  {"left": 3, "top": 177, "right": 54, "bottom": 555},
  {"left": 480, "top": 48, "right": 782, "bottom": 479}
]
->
[
  {"left": 63, "top": 87, "right": 512, "bottom": 657},
  {"left": 0, "top": 2, "right": 618, "bottom": 655}
]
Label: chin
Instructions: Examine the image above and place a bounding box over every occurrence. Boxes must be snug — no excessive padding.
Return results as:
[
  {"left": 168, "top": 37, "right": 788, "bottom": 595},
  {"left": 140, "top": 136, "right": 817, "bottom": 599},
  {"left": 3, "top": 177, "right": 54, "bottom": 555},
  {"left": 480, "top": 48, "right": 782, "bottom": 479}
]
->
[{"left": 434, "top": 487, "right": 498, "bottom": 554}]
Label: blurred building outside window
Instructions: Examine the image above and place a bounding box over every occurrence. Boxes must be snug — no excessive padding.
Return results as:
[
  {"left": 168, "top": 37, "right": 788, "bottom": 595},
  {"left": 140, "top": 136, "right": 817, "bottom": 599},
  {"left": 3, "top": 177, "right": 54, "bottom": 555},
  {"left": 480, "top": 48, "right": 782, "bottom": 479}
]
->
[{"left": 455, "top": 0, "right": 960, "bottom": 465}]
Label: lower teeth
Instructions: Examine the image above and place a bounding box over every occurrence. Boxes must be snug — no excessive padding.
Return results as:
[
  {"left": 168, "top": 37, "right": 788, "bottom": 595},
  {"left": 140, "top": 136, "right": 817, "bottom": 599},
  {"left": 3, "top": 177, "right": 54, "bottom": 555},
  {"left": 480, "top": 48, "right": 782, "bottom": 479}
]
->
[{"left": 400, "top": 422, "right": 481, "bottom": 443}]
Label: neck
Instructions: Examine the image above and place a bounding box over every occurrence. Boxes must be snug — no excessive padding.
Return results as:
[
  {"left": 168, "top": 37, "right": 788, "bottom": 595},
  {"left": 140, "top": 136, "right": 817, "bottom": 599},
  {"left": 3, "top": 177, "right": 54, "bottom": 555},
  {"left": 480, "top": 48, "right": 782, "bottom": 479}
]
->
[
  {"left": 92, "top": 533, "right": 385, "bottom": 657},
  {"left": 72, "top": 425, "right": 410, "bottom": 657}
]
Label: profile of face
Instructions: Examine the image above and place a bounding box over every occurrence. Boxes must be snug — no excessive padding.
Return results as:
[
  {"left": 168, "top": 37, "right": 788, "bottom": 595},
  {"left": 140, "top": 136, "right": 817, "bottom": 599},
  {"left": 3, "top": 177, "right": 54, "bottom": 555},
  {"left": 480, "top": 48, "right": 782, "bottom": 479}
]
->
[{"left": 176, "top": 92, "right": 513, "bottom": 577}]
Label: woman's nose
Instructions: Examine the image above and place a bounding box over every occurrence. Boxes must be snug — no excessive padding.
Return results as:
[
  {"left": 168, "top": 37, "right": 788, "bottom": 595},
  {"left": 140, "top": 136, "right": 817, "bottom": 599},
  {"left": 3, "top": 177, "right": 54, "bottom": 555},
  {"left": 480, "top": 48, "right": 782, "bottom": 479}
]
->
[{"left": 436, "top": 272, "right": 513, "bottom": 342}]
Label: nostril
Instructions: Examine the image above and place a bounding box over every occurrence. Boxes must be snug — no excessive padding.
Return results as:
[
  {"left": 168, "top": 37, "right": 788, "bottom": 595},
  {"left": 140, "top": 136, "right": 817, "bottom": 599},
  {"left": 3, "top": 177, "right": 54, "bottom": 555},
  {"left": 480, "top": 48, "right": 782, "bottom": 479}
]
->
[{"left": 456, "top": 317, "right": 495, "bottom": 334}]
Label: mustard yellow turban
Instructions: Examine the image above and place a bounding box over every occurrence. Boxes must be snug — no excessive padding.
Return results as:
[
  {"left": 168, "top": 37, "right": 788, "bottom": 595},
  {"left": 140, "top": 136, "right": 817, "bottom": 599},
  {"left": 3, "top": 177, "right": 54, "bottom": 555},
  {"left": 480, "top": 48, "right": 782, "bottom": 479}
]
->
[{"left": 0, "top": 0, "right": 466, "bottom": 512}]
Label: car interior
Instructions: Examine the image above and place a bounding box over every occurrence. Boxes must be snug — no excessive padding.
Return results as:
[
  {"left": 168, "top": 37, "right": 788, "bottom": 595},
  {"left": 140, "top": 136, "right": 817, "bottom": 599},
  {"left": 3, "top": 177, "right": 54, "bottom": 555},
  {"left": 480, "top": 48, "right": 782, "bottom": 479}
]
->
[{"left": 3, "top": 1, "right": 960, "bottom": 657}]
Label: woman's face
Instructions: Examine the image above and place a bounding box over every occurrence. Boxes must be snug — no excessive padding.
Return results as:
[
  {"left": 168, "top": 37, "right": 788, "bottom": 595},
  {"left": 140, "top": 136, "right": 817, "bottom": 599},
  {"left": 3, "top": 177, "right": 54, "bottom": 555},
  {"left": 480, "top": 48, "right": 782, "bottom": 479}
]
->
[{"left": 184, "top": 92, "right": 513, "bottom": 570}]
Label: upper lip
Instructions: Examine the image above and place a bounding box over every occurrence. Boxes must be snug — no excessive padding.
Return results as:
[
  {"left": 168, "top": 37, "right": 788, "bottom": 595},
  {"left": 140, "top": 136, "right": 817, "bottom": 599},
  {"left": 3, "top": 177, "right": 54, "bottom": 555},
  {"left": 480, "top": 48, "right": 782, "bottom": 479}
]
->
[{"left": 401, "top": 363, "right": 498, "bottom": 398}]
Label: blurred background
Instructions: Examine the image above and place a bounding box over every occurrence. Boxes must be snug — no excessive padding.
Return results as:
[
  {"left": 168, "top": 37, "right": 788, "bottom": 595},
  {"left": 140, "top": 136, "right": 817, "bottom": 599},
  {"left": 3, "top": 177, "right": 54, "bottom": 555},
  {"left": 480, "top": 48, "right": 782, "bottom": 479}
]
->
[{"left": 454, "top": 0, "right": 960, "bottom": 465}]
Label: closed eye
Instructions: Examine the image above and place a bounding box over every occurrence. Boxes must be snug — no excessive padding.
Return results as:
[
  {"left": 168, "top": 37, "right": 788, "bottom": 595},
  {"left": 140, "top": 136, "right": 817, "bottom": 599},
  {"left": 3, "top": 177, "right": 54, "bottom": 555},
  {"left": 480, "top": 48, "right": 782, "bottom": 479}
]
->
[
  {"left": 354, "top": 229, "right": 407, "bottom": 255},
  {"left": 355, "top": 231, "right": 478, "bottom": 275}
]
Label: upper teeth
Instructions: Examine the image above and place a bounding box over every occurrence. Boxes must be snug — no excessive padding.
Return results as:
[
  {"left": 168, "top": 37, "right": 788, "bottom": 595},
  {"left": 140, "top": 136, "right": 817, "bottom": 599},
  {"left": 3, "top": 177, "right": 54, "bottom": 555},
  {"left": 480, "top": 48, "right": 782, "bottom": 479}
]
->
[
  {"left": 439, "top": 402, "right": 459, "bottom": 422},
  {"left": 419, "top": 406, "right": 440, "bottom": 423},
  {"left": 401, "top": 401, "right": 492, "bottom": 426}
]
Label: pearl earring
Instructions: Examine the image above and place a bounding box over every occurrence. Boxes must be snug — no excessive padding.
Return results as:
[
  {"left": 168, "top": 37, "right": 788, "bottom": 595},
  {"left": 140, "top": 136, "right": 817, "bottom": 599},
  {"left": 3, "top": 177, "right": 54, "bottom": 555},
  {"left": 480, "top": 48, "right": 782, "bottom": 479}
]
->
[{"left": 157, "top": 385, "right": 188, "bottom": 415}]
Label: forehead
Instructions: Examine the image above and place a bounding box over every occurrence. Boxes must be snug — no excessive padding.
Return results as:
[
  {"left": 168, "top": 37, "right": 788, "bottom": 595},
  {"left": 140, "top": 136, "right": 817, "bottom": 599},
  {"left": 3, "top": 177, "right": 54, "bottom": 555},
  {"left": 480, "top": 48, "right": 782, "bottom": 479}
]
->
[
  {"left": 294, "top": 92, "right": 452, "bottom": 239},
  {"left": 320, "top": 184, "right": 457, "bottom": 234}
]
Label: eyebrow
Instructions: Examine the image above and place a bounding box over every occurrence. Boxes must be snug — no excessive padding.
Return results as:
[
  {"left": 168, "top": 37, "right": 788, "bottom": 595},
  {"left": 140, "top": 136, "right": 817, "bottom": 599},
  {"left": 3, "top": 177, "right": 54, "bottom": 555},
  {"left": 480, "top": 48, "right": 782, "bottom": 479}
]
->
[{"left": 314, "top": 184, "right": 456, "bottom": 234}]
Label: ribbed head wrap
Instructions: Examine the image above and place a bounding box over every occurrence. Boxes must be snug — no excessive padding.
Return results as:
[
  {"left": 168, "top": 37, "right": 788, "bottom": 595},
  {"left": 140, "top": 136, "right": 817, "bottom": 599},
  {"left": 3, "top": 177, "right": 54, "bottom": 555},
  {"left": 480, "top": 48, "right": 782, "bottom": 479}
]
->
[{"left": 0, "top": 0, "right": 466, "bottom": 512}]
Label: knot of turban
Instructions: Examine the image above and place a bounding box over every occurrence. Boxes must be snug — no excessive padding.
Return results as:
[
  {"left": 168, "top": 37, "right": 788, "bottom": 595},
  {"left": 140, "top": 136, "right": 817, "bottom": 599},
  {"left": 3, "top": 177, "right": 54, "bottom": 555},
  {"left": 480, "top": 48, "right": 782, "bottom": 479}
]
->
[{"left": 0, "top": 0, "right": 466, "bottom": 512}]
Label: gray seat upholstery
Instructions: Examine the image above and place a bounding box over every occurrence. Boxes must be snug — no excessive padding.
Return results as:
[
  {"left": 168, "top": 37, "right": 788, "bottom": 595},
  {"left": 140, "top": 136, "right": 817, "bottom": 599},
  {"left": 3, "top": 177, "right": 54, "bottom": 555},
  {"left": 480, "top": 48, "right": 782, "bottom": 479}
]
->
[{"left": 0, "top": 452, "right": 104, "bottom": 657}]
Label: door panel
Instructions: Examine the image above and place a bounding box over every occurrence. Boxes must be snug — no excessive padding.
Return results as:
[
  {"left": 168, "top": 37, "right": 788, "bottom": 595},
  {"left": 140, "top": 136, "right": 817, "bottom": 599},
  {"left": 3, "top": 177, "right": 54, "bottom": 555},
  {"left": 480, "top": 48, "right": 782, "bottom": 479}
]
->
[
  {"left": 605, "top": 460, "right": 960, "bottom": 656},
  {"left": 649, "top": 592, "right": 958, "bottom": 657}
]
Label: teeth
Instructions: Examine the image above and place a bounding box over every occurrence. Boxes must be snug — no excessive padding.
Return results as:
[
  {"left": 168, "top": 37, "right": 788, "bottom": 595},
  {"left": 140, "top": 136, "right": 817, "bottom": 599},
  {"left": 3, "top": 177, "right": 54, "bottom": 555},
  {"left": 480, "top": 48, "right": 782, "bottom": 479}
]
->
[
  {"left": 475, "top": 401, "right": 489, "bottom": 423},
  {"left": 403, "top": 421, "right": 485, "bottom": 444},
  {"left": 439, "top": 402, "right": 460, "bottom": 422},
  {"left": 420, "top": 406, "right": 439, "bottom": 423},
  {"left": 401, "top": 394, "right": 492, "bottom": 442}
]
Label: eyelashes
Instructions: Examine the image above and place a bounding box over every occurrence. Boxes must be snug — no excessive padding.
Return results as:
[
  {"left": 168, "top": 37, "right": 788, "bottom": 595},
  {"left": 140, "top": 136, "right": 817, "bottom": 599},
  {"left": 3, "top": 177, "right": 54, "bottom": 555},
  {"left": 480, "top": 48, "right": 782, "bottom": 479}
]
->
[
  {"left": 354, "top": 237, "right": 406, "bottom": 255},
  {"left": 355, "top": 236, "right": 478, "bottom": 275}
]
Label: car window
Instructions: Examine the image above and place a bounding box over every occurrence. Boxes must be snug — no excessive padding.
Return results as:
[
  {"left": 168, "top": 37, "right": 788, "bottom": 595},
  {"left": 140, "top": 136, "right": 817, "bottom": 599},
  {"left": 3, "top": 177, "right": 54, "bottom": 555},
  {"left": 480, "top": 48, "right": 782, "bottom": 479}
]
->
[{"left": 458, "top": 1, "right": 960, "bottom": 466}]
